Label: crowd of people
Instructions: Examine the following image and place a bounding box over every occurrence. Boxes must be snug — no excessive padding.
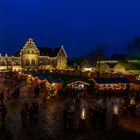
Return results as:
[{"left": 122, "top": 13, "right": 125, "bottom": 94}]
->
[
  {"left": 122, "top": 96, "right": 137, "bottom": 117},
  {"left": 0, "top": 72, "right": 20, "bottom": 104},
  {"left": 62, "top": 98, "right": 109, "bottom": 134},
  {"left": 62, "top": 94, "right": 139, "bottom": 135},
  {"left": 0, "top": 72, "right": 20, "bottom": 127},
  {"left": 63, "top": 100, "right": 79, "bottom": 134},
  {"left": 0, "top": 71, "right": 140, "bottom": 138},
  {"left": 0, "top": 103, "right": 7, "bottom": 127},
  {"left": 20, "top": 102, "right": 39, "bottom": 126},
  {"left": 0, "top": 71, "right": 40, "bottom": 127},
  {"left": 88, "top": 99, "right": 107, "bottom": 130}
]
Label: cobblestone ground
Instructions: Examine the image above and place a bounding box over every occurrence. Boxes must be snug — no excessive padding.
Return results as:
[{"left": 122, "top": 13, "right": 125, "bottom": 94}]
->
[
  {"left": 1, "top": 82, "right": 140, "bottom": 140},
  {"left": 1, "top": 83, "right": 65, "bottom": 140},
  {"left": 120, "top": 110, "right": 140, "bottom": 133}
]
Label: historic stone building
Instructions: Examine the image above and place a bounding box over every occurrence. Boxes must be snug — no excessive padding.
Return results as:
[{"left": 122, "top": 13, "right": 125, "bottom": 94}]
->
[
  {"left": 95, "top": 60, "right": 140, "bottom": 75},
  {"left": 0, "top": 38, "right": 67, "bottom": 71}
]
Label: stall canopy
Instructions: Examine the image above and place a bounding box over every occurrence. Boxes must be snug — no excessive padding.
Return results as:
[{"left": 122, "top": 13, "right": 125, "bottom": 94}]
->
[
  {"left": 93, "top": 77, "right": 131, "bottom": 84},
  {"left": 36, "top": 75, "right": 63, "bottom": 84},
  {"left": 133, "top": 80, "right": 140, "bottom": 84},
  {"left": 35, "top": 75, "right": 63, "bottom": 91},
  {"left": 67, "top": 79, "right": 90, "bottom": 94},
  {"left": 67, "top": 79, "right": 90, "bottom": 87},
  {"left": 132, "top": 80, "right": 140, "bottom": 91},
  {"left": 92, "top": 77, "right": 131, "bottom": 90}
]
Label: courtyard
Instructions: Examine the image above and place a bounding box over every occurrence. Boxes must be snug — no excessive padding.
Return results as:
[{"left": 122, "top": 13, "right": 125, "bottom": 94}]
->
[{"left": 0, "top": 72, "right": 140, "bottom": 140}]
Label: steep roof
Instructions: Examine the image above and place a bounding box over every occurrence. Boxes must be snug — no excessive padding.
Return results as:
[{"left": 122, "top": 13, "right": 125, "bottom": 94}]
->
[
  {"left": 34, "top": 75, "right": 63, "bottom": 83},
  {"left": 67, "top": 79, "right": 90, "bottom": 86},
  {"left": 93, "top": 77, "right": 131, "bottom": 84},
  {"left": 38, "top": 47, "right": 61, "bottom": 57},
  {"left": 133, "top": 80, "right": 140, "bottom": 84},
  {"left": 106, "top": 63, "right": 117, "bottom": 68},
  {"left": 123, "top": 62, "right": 140, "bottom": 70},
  {"left": 102, "top": 60, "right": 140, "bottom": 70}
]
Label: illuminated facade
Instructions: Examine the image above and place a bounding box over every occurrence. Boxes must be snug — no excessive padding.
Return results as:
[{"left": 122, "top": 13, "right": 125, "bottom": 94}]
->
[
  {"left": 0, "top": 38, "right": 67, "bottom": 71},
  {"left": 96, "top": 60, "right": 140, "bottom": 74}
]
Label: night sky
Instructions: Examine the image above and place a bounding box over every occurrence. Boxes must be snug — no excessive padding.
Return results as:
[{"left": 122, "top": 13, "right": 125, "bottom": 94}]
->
[{"left": 1, "top": 0, "right": 140, "bottom": 57}]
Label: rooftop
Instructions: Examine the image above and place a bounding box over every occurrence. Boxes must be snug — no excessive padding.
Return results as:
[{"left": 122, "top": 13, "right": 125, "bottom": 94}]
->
[{"left": 93, "top": 77, "right": 131, "bottom": 84}]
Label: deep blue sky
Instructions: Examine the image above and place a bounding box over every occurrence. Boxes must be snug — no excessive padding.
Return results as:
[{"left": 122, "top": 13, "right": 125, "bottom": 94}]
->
[{"left": 1, "top": 0, "right": 140, "bottom": 57}]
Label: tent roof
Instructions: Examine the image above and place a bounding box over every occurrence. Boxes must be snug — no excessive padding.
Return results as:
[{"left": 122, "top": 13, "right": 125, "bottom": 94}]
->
[
  {"left": 35, "top": 75, "right": 63, "bottom": 83},
  {"left": 67, "top": 79, "right": 90, "bottom": 86},
  {"left": 93, "top": 77, "right": 131, "bottom": 84}
]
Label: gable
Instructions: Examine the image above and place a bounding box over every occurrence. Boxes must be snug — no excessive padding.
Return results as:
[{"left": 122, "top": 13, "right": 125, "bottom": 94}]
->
[
  {"left": 114, "top": 63, "right": 124, "bottom": 69},
  {"left": 56, "top": 45, "right": 67, "bottom": 58},
  {"left": 106, "top": 62, "right": 117, "bottom": 68},
  {"left": 20, "top": 38, "right": 40, "bottom": 55}
]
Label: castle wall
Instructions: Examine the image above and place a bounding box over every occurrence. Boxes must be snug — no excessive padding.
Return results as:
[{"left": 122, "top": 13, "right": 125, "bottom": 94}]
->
[
  {"left": 0, "top": 38, "right": 67, "bottom": 71},
  {"left": 21, "top": 54, "right": 39, "bottom": 66}
]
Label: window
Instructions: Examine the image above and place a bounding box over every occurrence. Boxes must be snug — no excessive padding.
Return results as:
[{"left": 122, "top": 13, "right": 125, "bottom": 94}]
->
[
  {"left": 40, "top": 60, "right": 42, "bottom": 64},
  {"left": 43, "top": 60, "right": 46, "bottom": 64},
  {"left": 26, "top": 59, "right": 30, "bottom": 65},
  {"left": 31, "top": 59, "right": 35, "bottom": 66}
]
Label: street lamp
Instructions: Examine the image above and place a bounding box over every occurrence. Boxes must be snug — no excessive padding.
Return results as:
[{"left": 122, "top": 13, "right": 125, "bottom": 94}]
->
[
  {"left": 113, "top": 103, "right": 119, "bottom": 115},
  {"left": 80, "top": 108, "right": 86, "bottom": 120},
  {"left": 130, "top": 99, "right": 135, "bottom": 105},
  {"left": 112, "top": 103, "right": 119, "bottom": 127},
  {"left": 130, "top": 98, "right": 136, "bottom": 117}
]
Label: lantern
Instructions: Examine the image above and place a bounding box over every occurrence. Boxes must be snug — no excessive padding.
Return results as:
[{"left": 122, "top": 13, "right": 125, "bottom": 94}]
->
[
  {"left": 130, "top": 99, "right": 135, "bottom": 105},
  {"left": 80, "top": 108, "right": 86, "bottom": 120},
  {"left": 113, "top": 103, "right": 119, "bottom": 115}
]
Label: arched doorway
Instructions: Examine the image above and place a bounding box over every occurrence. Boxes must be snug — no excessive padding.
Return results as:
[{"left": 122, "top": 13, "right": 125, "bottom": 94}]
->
[{"left": 26, "top": 58, "right": 30, "bottom": 65}]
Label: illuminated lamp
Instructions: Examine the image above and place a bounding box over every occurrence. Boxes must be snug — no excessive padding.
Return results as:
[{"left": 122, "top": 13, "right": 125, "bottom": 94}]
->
[
  {"left": 52, "top": 83, "right": 55, "bottom": 86},
  {"left": 28, "top": 74, "right": 31, "bottom": 78},
  {"left": 113, "top": 103, "right": 119, "bottom": 115},
  {"left": 137, "top": 75, "right": 140, "bottom": 80},
  {"left": 47, "top": 96, "right": 50, "bottom": 99},
  {"left": 80, "top": 108, "right": 86, "bottom": 120},
  {"left": 83, "top": 67, "right": 92, "bottom": 71}
]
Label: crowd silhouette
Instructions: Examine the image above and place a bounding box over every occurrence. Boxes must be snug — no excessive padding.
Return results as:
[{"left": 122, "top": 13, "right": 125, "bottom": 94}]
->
[{"left": 0, "top": 71, "right": 139, "bottom": 138}]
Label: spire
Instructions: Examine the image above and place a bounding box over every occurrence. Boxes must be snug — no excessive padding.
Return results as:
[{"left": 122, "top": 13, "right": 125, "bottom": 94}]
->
[
  {"left": 61, "top": 44, "right": 64, "bottom": 48},
  {"left": 28, "top": 37, "right": 33, "bottom": 43}
]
